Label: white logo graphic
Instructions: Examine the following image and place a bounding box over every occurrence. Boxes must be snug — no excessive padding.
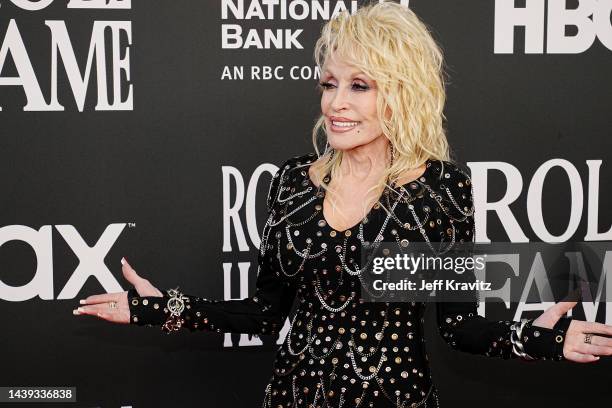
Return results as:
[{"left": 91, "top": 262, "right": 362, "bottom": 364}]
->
[
  {"left": 469, "top": 159, "right": 611, "bottom": 242},
  {"left": 0, "top": 1, "right": 132, "bottom": 111},
  {"left": 495, "top": 0, "right": 612, "bottom": 53},
  {"left": 220, "top": 0, "right": 410, "bottom": 49},
  {"left": 0, "top": 223, "right": 127, "bottom": 301}
]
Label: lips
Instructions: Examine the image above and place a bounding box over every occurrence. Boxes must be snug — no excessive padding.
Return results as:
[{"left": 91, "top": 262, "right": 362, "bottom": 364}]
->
[{"left": 329, "top": 117, "right": 360, "bottom": 132}]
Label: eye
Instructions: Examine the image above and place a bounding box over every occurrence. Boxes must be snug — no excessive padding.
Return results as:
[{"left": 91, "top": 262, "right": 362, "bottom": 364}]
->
[
  {"left": 317, "top": 81, "right": 369, "bottom": 91},
  {"left": 318, "top": 81, "right": 335, "bottom": 90},
  {"left": 352, "top": 82, "right": 369, "bottom": 91}
]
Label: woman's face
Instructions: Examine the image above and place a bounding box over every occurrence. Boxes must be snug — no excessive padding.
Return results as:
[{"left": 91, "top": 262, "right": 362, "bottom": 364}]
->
[{"left": 319, "top": 57, "right": 384, "bottom": 151}]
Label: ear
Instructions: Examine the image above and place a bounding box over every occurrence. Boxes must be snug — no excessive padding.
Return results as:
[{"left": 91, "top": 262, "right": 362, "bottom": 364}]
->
[{"left": 383, "top": 103, "right": 393, "bottom": 121}]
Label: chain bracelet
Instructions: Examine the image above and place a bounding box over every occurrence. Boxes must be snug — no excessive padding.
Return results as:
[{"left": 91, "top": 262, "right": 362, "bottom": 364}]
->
[
  {"left": 510, "top": 319, "right": 536, "bottom": 360},
  {"left": 161, "top": 287, "right": 188, "bottom": 333}
]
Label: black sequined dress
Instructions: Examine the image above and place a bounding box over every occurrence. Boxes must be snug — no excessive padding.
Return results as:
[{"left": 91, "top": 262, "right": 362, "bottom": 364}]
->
[{"left": 129, "top": 153, "right": 571, "bottom": 408}]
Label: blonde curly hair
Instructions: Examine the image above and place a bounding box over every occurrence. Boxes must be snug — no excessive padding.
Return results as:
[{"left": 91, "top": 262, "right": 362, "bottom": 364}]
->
[{"left": 308, "top": 1, "right": 451, "bottom": 218}]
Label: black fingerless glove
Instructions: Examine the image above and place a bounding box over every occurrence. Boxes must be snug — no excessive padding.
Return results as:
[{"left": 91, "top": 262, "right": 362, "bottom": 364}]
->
[
  {"left": 127, "top": 288, "right": 169, "bottom": 327},
  {"left": 521, "top": 317, "right": 573, "bottom": 361}
]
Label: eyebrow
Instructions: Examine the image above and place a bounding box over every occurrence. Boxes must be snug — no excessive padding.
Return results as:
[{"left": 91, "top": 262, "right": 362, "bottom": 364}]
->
[{"left": 323, "top": 69, "right": 366, "bottom": 78}]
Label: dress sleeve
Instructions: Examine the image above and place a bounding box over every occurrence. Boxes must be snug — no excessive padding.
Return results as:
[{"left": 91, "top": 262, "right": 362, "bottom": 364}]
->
[
  {"left": 127, "top": 158, "right": 297, "bottom": 335},
  {"left": 435, "top": 163, "right": 572, "bottom": 361}
]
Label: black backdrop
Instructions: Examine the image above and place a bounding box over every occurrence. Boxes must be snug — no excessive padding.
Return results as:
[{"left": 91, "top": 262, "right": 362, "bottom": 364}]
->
[{"left": 1, "top": 0, "right": 611, "bottom": 407}]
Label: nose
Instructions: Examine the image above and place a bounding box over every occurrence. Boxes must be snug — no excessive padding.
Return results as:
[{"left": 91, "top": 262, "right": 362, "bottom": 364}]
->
[{"left": 330, "top": 85, "right": 350, "bottom": 112}]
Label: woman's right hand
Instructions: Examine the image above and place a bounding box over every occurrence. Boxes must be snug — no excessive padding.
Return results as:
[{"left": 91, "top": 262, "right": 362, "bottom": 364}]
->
[{"left": 73, "top": 257, "right": 163, "bottom": 324}]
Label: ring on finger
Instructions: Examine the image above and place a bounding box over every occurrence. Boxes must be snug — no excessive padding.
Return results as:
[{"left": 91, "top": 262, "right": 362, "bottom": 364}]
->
[
  {"left": 108, "top": 301, "right": 118, "bottom": 309},
  {"left": 584, "top": 333, "right": 593, "bottom": 344}
]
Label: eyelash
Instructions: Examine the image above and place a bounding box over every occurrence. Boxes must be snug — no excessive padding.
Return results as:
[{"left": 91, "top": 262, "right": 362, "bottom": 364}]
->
[{"left": 318, "top": 82, "right": 369, "bottom": 91}]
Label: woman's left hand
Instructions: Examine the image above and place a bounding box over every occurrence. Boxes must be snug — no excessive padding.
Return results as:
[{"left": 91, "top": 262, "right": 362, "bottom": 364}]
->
[
  {"left": 533, "top": 301, "right": 612, "bottom": 363},
  {"left": 73, "top": 258, "right": 163, "bottom": 324}
]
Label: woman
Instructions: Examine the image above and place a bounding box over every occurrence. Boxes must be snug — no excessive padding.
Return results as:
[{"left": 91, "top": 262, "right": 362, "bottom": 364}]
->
[{"left": 74, "top": 3, "right": 612, "bottom": 407}]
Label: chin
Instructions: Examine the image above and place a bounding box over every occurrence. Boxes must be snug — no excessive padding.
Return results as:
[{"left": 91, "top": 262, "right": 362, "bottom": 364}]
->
[
  {"left": 327, "top": 141, "right": 360, "bottom": 152},
  {"left": 327, "top": 134, "right": 379, "bottom": 152}
]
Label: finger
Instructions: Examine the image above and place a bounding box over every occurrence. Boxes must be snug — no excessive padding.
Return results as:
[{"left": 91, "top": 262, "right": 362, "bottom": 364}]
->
[
  {"left": 565, "top": 351, "right": 600, "bottom": 363},
  {"left": 121, "top": 257, "right": 143, "bottom": 284},
  {"left": 149, "top": 286, "right": 164, "bottom": 297},
  {"left": 591, "top": 335, "right": 612, "bottom": 348},
  {"left": 575, "top": 343, "right": 612, "bottom": 356},
  {"left": 549, "top": 301, "right": 577, "bottom": 318},
  {"left": 73, "top": 304, "right": 103, "bottom": 316},
  {"left": 585, "top": 322, "right": 612, "bottom": 337},
  {"left": 74, "top": 304, "right": 121, "bottom": 317},
  {"left": 81, "top": 292, "right": 121, "bottom": 305}
]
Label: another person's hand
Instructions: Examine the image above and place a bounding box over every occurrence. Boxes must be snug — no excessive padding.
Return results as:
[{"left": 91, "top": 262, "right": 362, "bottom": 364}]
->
[
  {"left": 73, "top": 257, "right": 163, "bottom": 324},
  {"left": 533, "top": 301, "right": 612, "bottom": 363}
]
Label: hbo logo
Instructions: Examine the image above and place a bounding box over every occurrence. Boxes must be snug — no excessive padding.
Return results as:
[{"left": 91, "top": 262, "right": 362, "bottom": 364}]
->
[{"left": 495, "top": 0, "right": 612, "bottom": 53}]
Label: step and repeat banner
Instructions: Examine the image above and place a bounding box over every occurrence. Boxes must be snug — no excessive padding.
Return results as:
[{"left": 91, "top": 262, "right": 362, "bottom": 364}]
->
[{"left": 1, "top": 0, "right": 611, "bottom": 407}]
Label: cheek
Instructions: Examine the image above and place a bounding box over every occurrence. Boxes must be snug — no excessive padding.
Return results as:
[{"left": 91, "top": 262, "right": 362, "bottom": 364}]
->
[
  {"left": 362, "top": 96, "right": 382, "bottom": 135},
  {"left": 357, "top": 98, "right": 379, "bottom": 129},
  {"left": 320, "top": 94, "right": 331, "bottom": 112},
  {"left": 367, "top": 94, "right": 379, "bottom": 119}
]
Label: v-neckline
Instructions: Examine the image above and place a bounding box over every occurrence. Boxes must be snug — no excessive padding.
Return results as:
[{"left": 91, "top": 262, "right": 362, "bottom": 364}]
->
[{"left": 305, "top": 158, "right": 434, "bottom": 234}]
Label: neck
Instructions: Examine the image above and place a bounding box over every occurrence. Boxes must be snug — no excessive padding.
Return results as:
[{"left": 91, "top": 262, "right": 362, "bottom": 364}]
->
[{"left": 338, "top": 136, "right": 390, "bottom": 183}]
